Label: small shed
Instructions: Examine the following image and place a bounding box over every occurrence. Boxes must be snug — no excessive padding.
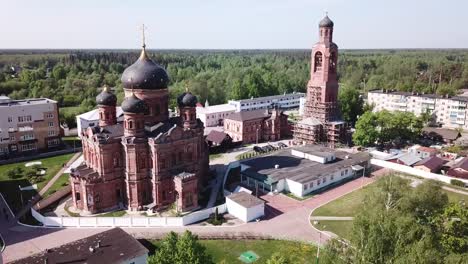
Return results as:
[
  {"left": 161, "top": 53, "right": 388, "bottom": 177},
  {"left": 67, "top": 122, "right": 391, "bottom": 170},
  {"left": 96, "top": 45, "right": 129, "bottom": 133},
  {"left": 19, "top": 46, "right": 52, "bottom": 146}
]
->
[
  {"left": 226, "top": 192, "right": 264, "bottom": 222},
  {"left": 206, "top": 130, "right": 232, "bottom": 147}
]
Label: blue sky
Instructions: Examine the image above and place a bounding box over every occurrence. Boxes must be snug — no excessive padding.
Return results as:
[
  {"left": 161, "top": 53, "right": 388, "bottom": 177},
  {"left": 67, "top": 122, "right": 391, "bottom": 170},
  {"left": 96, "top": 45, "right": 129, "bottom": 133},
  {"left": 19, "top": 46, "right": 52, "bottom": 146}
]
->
[{"left": 1, "top": 0, "right": 467, "bottom": 49}]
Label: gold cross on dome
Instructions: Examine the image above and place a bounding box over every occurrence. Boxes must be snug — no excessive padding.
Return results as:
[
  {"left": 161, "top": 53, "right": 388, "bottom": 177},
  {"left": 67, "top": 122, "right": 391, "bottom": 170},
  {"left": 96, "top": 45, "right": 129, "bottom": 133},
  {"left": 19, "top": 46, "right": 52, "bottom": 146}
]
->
[{"left": 140, "top": 24, "right": 148, "bottom": 49}]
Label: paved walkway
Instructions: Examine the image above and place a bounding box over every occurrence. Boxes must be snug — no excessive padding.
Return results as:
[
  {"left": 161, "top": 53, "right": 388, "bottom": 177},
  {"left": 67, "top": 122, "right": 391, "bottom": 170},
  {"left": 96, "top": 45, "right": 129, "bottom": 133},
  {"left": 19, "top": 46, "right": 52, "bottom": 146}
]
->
[{"left": 1, "top": 174, "right": 376, "bottom": 262}]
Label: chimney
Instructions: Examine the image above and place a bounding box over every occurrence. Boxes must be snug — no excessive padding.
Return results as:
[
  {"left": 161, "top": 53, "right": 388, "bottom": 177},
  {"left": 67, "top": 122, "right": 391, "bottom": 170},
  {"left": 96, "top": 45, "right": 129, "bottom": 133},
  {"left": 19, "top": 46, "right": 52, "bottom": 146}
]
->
[
  {"left": 89, "top": 246, "right": 95, "bottom": 253},
  {"left": 44, "top": 257, "right": 48, "bottom": 264},
  {"left": 274, "top": 164, "right": 279, "bottom": 169},
  {"left": 97, "top": 240, "right": 101, "bottom": 248},
  {"left": 345, "top": 155, "right": 350, "bottom": 159}
]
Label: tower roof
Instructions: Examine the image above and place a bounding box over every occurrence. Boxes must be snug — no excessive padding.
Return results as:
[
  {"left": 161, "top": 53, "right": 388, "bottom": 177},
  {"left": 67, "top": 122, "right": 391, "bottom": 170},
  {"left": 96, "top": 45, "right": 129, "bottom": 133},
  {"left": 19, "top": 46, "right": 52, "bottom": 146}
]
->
[
  {"left": 120, "top": 26, "right": 170, "bottom": 90},
  {"left": 177, "top": 92, "right": 198, "bottom": 108},
  {"left": 319, "top": 15, "right": 334, "bottom": 28},
  {"left": 121, "top": 92, "right": 148, "bottom": 114},
  {"left": 96, "top": 85, "right": 117, "bottom": 106}
]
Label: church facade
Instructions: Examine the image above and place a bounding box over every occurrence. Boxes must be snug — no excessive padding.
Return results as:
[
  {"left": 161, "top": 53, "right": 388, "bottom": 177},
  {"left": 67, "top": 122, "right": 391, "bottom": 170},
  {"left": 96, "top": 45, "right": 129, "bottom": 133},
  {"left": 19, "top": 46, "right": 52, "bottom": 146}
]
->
[
  {"left": 70, "top": 45, "right": 209, "bottom": 214},
  {"left": 293, "top": 15, "right": 347, "bottom": 146}
]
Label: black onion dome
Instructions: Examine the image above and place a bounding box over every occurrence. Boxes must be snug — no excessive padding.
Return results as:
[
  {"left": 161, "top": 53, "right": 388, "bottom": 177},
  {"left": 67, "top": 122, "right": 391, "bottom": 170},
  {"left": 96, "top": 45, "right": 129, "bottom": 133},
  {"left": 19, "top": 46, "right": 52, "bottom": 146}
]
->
[
  {"left": 121, "top": 49, "right": 170, "bottom": 90},
  {"left": 96, "top": 86, "right": 117, "bottom": 106},
  {"left": 319, "top": 15, "right": 334, "bottom": 27},
  {"left": 177, "top": 92, "right": 198, "bottom": 108},
  {"left": 121, "top": 93, "right": 148, "bottom": 114}
]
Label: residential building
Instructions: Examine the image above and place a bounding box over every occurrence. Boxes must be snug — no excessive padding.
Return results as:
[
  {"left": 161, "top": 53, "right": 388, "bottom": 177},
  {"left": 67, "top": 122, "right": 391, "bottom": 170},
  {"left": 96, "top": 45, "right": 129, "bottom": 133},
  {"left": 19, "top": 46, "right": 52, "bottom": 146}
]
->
[
  {"left": 367, "top": 89, "right": 468, "bottom": 130},
  {"left": 422, "top": 127, "right": 460, "bottom": 143},
  {"left": 408, "top": 145, "right": 438, "bottom": 159},
  {"left": 196, "top": 103, "right": 236, "bottom": 127},
  {"left": 293, "top": 15, "right": 347, "bottom": 146},
  {"left": 76, "top": 106, "right": 124, "bottom": 138},
  {"left": 223, "top": 105, "right": 290, "bottom": 143},
  {"left": 12, "top": 228, "right": 148, "bottom": 264},
  {"left": 227, "top": 92, "right": 305, "bottom": 112},
  {"left": 413, "top": 156, "right": 446, "bottom": 173},
  {"left": 206, "top": 130, "right": 232, "bottom": 147},
  {"left": 447, "top": 157, "right": 468, "bottom": 179},
  {"left": 70, "top": 43, "right": 209, "bottom": 214},
  {"left": 0, "top": 96, "right": 61, "bottom": 158},
  {"left": 231, "top": 146, "right": 370, "bottom": 198}
]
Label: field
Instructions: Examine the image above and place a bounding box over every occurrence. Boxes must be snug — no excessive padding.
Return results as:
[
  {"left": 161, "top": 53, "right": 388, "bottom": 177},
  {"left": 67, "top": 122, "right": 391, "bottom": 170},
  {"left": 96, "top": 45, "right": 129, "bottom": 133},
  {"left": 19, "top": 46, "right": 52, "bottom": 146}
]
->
[
  {"left": 150, "top": 239, "right": 316, "bottom": 264},
  {"left": 313, "top": 220, "right": 354, "bottom": 240},
  {"left": 0, "top": 153, "right": 74, "bottom": 213}
]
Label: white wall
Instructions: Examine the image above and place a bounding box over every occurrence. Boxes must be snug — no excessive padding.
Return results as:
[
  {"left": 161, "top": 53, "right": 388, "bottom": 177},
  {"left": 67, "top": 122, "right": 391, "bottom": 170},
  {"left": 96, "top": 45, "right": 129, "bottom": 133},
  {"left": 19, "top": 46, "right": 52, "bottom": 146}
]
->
[
  {"left": 287, "top": 166, "right": 357, "bottom": 197},
  {"left": 246, "top": 203, "right": 264, "bottom": 222},
  {"left": 226, "top": 197, "right": 247, "bottom": 222},
  {"left": 371, "top": 158, "right": 468, "bottom": 185},
  {"left": 286, "top": 179, "right": 304, "bottom": 197},
  {"left": 31, "top": 204, "right": 227, "bottom": 228}
]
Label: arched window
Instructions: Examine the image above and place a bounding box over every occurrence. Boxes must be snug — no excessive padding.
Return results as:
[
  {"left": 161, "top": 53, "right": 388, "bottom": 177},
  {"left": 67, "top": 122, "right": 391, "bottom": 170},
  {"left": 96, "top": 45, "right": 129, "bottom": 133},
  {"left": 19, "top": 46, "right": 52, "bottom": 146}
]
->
[
  {"left": 314, "top": 52, "right": 323, "bottom": 72},
  {"left": 330, "top": 52, "right": 337, "bottom": 73}
]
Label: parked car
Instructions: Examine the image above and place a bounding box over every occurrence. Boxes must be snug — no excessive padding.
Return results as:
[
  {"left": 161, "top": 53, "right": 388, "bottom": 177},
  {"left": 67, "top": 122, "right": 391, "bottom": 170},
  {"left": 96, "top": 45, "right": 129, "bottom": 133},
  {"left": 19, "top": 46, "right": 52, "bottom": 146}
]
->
[
  {"left": 253, "top": 146, "right": 264, "bottom": 153},
  {"left": 277, "top": 142, "right": 288, "bottom": 149}
]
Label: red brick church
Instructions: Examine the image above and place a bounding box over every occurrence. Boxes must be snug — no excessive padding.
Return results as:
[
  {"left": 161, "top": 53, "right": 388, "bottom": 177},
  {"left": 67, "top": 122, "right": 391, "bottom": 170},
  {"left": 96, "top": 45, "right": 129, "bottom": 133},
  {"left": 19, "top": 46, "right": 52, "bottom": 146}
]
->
[
  {"left": 70, "top": 44, "right": 209, "bottom": 214},
  {"left": 294, "top": 15, "right": 347, "bottom": 146}
]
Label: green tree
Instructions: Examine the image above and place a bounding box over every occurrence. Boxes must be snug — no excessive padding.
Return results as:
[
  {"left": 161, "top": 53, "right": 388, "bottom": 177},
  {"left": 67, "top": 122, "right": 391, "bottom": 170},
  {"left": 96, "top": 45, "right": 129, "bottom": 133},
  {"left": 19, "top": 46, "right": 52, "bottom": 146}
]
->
[
  {"left": 338, "top": 86, "right": 363, "bottom": 126},
  {"left": 352, "top": 111, "right": 379, "bottom": 146},
  {"left": 148, "top": 231, "right": 213, "bottom": 264},
  {"left": 438, "top": 201, "right": 468, "bottom": 254},
  {"left": 322, "top": 176, "right": 468, "bottom": 264}
]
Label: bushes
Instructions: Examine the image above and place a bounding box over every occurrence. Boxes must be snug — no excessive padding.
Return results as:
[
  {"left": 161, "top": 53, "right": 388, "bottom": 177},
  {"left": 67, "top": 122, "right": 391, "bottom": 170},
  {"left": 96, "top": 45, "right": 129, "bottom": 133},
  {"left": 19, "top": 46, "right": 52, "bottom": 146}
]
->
[
  {"left": 7, "top": 166, "right": 24, "bottom": 179},
  {"left": 450, "top": 179, "right": 466, "bottom": 187}
]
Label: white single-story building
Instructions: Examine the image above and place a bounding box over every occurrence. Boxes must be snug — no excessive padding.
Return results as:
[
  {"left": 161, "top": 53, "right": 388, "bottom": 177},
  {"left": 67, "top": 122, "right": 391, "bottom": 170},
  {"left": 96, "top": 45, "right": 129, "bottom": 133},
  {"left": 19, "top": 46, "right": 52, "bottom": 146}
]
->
[
  {"left": 76, "top": 107, "right": 124, "bottom": 138},
  {"left": 235, "top": 146, "right": 371, "bottom": 198},
  {"left": 226, "top": 191, "right": 265, "bottom": 222}
]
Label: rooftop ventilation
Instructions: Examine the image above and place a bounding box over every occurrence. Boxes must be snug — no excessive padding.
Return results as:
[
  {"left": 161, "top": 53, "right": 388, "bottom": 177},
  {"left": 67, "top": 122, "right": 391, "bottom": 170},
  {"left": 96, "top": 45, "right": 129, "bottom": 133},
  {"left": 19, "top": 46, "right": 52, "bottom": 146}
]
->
[{"left": 274, "top": 164, "right": 279, "bottom": 169}]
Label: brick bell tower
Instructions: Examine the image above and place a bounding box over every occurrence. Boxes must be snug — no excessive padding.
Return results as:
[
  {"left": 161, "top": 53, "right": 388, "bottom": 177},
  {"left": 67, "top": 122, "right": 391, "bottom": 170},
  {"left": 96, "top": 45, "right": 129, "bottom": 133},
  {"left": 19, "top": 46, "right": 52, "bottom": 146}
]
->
[
  {"left": 304, "top": 14, "right": 340, "bottom": 122},
  {"left": 294, "top": 14, "right": 346, "bottom": 146}
]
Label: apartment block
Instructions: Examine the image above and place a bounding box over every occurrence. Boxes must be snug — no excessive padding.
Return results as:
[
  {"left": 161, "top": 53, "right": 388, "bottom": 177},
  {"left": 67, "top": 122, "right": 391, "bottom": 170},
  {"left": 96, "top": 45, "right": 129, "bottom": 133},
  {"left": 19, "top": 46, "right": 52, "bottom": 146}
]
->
[
  {"left": 0, "top": 96, "right": 61, "bottom": 157},
  {"left": 367, "top": 90, "right": 468, "bottom": 129},
  {"left": 227, "top": 92, "right": 305, "bottom": 112}
]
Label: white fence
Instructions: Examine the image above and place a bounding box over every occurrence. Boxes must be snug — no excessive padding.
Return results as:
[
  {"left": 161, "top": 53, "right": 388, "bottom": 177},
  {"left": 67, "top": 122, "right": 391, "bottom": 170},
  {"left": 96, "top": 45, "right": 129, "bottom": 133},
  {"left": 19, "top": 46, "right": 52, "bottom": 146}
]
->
[
  {"left": 31, "top": 203, "right": 227, "bottom": 228},
  {"left": 371, "top": 158, "right": 468, "bottom": 185}
]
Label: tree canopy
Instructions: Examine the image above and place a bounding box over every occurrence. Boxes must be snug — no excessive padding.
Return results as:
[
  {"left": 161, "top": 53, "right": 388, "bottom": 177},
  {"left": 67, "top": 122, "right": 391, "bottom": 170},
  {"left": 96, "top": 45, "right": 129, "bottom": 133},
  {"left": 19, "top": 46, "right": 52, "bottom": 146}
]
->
[
  {"left": 322, "top": 177, "right": 468, "bottom": 264},
  {"left": 353, "top": 110, "right": 424, "bottom": 147},
  {"left": 148, "top": 231, "right": 213, "bottom": 264}
]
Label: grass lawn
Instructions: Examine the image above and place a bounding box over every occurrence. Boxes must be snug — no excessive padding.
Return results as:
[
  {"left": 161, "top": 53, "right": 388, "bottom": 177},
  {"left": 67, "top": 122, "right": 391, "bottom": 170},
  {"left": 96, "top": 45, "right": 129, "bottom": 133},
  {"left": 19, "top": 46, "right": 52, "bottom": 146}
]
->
[
  {"left": 312, "top": 220, "right": 354, "bottom": 241},
  {"left": 42, "top": 173, "right": 70, "bottom": 198},
  {"left": 0, "top": 153, "right": 74, "bottom": 213},
  {"left": 442, "top": 189, "right": 468, "bottom": 204},
  {"left": 284, "top": 192, "right": 314, "bottom": 201},
  {"left": 98, "top": 210, "right": 127, "bottom": 217},
  {"left": 209, "top": 153, "right": 223, "bottom": 160},
  {"left": 312, "top": 181, "right": 376, "bottom": 217},
  {"left": 150, "top": 239, "right": 316, "bottom": 264}
]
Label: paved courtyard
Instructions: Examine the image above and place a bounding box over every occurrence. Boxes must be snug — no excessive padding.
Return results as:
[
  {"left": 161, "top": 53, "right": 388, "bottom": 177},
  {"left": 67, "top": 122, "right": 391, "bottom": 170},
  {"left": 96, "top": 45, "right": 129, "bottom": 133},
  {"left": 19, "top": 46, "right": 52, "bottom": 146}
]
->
[{"left": 0, "top": 173, "right": 377, "bottom": 262}]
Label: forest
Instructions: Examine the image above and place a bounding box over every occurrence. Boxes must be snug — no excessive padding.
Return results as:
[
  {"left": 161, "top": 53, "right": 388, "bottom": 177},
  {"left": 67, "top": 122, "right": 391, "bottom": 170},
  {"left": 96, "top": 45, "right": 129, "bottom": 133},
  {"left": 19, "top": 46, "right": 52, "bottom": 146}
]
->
[{"left": 0, "top": 49, "right": 467, "bottom": 127}]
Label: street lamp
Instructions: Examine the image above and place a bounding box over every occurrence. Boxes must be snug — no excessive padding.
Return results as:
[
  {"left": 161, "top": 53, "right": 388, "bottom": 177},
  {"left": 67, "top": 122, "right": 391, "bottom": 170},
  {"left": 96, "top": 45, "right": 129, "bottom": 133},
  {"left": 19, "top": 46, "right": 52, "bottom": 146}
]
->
[{"left": 256, "top": 128, "right": 259, "bottom": 144}]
